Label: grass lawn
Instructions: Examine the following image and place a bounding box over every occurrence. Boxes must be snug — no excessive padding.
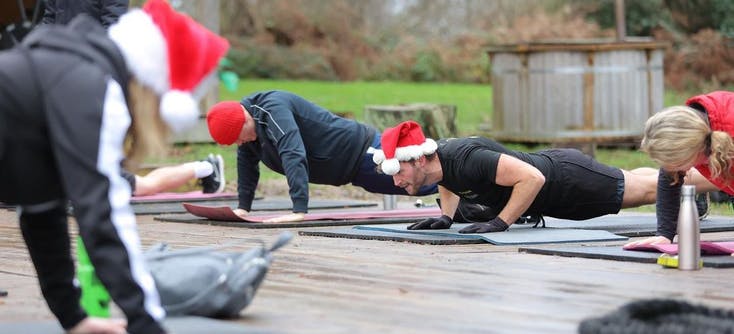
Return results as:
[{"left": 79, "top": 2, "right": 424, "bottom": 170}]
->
[
  {"left": 149, "top": 79, "right": 730, "bottom": 215},
  {"left": 222, "top": 79, "right": 493, "bottom": 135}
]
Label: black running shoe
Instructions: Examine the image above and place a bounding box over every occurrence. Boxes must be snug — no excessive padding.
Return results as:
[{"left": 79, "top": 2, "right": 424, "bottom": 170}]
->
[
  {"left": 695, "top": 192, "right": 710, "bottom": 220},
  {"left": 201, "top": 154, "right": 225, "bottom": 193}
]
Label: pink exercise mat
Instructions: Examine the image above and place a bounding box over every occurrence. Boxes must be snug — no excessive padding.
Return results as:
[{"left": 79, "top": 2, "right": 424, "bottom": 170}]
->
[
  {"left": 623, "top": 241, "right": 734, "bottom": 256},
  {"left": 131, "top": 191, "right": 237, "bottom": 203},
  {"left": 183, "top": 203, "right": 442, "bottom": 223}
]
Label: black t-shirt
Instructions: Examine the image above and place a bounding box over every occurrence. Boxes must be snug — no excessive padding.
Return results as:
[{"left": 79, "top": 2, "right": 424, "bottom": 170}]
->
[{"left": 437, "top": 137, "right": 554, "bottom": 215}]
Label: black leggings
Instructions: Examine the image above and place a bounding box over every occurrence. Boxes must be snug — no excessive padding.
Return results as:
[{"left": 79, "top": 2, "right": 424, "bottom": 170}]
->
[{"left": 19, "top": 203, "right": 87, "bottom": 330}]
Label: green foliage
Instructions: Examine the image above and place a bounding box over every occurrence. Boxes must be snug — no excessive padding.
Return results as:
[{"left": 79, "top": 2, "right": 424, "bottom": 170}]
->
[
  {"left": 410, "top": 51, "right": 444, "bottom": 82},
  {"left": 227, "top": 42, "right": 338, "bottom": 80},
  {"left": 582, "top": 0, "right": 734, "bottom": 38},
  {"left": 710, "top": 0, "right": 734, "bottom": 38},
  {"left": 580, "top": 0, "right": 671, "bottom": 36},
  {"left": 665, "top": 0, "right": 734, "bottom": 37}
]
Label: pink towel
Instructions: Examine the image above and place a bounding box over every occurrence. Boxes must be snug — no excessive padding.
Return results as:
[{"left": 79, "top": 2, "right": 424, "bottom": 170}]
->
[{"left": 623, "top": 241, "right": 734, "bottom": 255}]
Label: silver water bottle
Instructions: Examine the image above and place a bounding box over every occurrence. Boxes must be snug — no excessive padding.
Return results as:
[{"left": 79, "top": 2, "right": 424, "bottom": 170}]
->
[{"left": 677, "top": 185, "right": 701, "bottom": 270}]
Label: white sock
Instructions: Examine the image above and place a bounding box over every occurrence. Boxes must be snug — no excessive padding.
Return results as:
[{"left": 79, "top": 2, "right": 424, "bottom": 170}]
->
[{"left": 186, "top": 161, "right": 214, "bottom": 178}]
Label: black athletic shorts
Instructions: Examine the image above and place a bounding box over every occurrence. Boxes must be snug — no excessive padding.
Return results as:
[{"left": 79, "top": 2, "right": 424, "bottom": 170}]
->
[
  {"left": 538, "top": 149, "right": 625, "bottom": 220},
  {"left": 121, "top": 169, "right": 136, "bottom": 192}
]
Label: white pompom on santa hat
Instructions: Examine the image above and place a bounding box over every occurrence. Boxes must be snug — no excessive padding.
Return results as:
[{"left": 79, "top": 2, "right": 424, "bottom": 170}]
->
[
  {"left": 372, "top": 120, "right": 437, "bottom": 175},
  {"left": 108, "top": 0, "right": 230, "bottom": 133}
]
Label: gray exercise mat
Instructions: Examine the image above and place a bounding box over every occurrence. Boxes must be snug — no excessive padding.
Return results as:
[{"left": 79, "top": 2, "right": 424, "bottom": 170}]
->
[
  {"left": 299, "top": 228, "right": 485, "bottom": 245},
  {"left": 154, "top": 214, "right": 426, "bottom": 228},
  {"left": 353, "top": 223, "right": 628, "bottom": 245},
  {"left": 543, "top": 214, "right": 734, "bottom": 237},
  {"left": 133, "top": 198, "right": 377, "bottom": 215},
  {"left": 0, "top": 316, "right": 271, "bottom": 334},
  {"left": 519, "top": 245, "right": 734, "bottom": 268}
]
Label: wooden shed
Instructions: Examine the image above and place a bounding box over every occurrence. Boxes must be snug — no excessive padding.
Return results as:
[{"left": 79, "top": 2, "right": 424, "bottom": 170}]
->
[{"left": 486, "top": 38, "right": 668, "bottom": 145}]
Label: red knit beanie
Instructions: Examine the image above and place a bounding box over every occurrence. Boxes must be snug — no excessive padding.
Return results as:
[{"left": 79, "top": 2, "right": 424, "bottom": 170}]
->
[{"left": 206, "top": 101, "right": 246, "bottom": 145}]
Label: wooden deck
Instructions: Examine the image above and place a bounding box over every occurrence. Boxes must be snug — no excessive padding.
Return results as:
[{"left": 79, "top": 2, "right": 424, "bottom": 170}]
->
[{"left": 1, "top": 207, "right": 733, "bottom": 333}]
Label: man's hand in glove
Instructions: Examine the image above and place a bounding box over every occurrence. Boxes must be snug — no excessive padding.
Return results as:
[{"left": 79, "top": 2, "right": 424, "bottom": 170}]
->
[
  {"left": 407, "top": 215, "right": 453, "bottom": 230},
  {"left": 458, "top": 217, "right": 509, "bottom": 233}
]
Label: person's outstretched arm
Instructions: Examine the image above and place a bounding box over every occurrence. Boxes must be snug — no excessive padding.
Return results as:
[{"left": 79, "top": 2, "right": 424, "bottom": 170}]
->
[
  {"left": 624, "top": 169, "right": 682, "bottom": 248},
  {"left": 236, "top": 143, "right": 261, "bottom": 214},
  {"left": 493, "top": 154, "right": 546, "bottom": 225},
  {"left": 253, "top": 99, "right": 310, "bottom": 222}
]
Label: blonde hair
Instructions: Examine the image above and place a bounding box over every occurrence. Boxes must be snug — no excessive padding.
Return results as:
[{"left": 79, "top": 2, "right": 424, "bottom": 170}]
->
[
  {"left": 641, "top": 105, "right": 734, "bottom": 184},
  {"left": 123, "top": 78, "right": 170, "bottom": 170}
]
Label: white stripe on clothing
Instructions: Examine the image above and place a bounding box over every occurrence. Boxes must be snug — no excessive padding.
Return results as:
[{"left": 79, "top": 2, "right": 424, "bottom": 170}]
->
[
  {"left": 249, "top": 104, "right": 286, "bottom": 136},
  {"left": 98, "top": 79, "right": 165, "bottom": 320}
]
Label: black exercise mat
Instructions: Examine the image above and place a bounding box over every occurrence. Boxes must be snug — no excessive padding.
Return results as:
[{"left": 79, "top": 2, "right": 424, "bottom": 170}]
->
[
  {"left": 519, "top": 245, "right": 734, "bottom": 268},
  {"left": 350, "top": 223, "right": 627, "bottom": 245},
  {"left": 133, "top": 198, "right": 377, "bottom": 215},
  {"left": 0, "top": 316, "right": 271, "bottom": 334},
  {"left": 299, "top": 228, "right": 485, "bottom": 245},
  {"left": 543, "top": 214, "right": 734, "bottom": 237},
  {"left": 154, "top": 214, "right": 426, "bottom": 228}
]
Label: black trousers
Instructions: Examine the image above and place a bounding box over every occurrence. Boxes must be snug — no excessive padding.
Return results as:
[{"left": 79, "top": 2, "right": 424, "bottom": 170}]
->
[{"left": 19, "top": 202, "right": 87, "bottom": 330}]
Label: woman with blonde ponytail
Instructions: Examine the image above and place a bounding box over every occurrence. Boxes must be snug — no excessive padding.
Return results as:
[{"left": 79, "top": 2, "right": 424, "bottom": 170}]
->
[
  {"left": 626, "top": 91, "right": 734, "bottom": 249},
  {"left": 0, "top": 1, "right": 228, "bottom": 333}
]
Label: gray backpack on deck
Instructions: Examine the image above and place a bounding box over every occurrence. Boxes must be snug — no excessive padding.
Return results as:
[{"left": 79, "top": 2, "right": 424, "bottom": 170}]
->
[{"left": 144, "top": 232, "right": 292, "bottom": 318}]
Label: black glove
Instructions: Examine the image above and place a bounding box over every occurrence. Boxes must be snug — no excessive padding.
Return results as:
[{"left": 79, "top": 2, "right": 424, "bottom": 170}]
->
[
  {"left": 458, "top": 217, "right": 509, "bottom": 234},
  {"left": 407, "top": 215, "right": 453, "bottom": 230}
]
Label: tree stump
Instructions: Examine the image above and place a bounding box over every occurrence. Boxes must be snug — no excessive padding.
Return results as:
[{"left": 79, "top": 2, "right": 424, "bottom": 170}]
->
[{"left": 364, "top": 103, "right": 457, "bottom": 139}]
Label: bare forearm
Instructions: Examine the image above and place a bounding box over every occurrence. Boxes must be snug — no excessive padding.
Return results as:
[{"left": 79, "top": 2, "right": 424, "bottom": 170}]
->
[{"left": 438, "top": 186, "right": 460, "bottom": 218}]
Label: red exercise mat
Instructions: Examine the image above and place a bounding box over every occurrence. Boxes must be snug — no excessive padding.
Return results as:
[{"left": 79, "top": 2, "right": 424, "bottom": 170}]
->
[
  {"left": 132, "top": 191, "right": 237, "bottom": 203},
  {"left": 623, "top": 241, "right": 734, "bottom": 255},
  {"left": 183, "top": 203, "right": 441, "bottom": 223}
]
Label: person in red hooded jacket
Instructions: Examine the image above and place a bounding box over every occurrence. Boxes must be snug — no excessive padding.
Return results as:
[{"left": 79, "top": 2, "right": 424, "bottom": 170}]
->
[{"left": 625, "top": 91, "right": 732, "bottom": 248}]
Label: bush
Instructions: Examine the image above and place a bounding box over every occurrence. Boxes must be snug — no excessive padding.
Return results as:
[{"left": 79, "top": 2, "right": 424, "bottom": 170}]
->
[
  {"left": 660, "top": 29, "right": 734, "bottom": 91},
  {"left": 410, "top": 51, "right": 443, "bottom": 82},
  {"left": 580, "top": 0, "right": 671, "bottom": 36},
  {"left": 227, "top": 40, "right": 338, "bottom": 80}
]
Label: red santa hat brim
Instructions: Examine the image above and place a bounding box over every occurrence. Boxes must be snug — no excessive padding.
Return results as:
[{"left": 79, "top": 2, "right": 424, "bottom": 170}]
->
[
  {"left": 372, "top": 121, "right": 437, "bottom": 175},
  {"left": 108, "top": 0, "right": 230, "bottom": 133}
]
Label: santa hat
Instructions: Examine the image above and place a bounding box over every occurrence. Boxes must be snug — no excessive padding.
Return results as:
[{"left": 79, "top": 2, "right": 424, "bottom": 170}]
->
[
  {"left": 372, "top": 120, "right": 437, "bottom": 175},
  {"left": 108, "top": 0, "right": 230, "bottom": 133},
  {"left": 206, "top": 101, "right": 246, "bottom": 145}
]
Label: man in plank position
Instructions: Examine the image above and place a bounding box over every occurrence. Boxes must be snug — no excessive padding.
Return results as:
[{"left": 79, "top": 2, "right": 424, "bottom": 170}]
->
[{"left": 373, "top": 121, "right": 715, "bottom": 233}]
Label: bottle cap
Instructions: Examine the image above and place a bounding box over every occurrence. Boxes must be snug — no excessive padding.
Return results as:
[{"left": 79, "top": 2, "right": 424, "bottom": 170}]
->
[{"left": 681, "top": 185, "right": 696, "bottom": 196}]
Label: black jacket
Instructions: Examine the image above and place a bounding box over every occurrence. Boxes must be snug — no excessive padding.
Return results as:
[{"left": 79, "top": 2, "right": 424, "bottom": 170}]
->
[
  {"left": 237, "top": 91, "right": 376, "bottom": 213},
  {"left": 0, "top": 16, "right": 164, "bottom": 334},
  {"left": 42, "top": 0, "right": 128, "bottom": 28}
]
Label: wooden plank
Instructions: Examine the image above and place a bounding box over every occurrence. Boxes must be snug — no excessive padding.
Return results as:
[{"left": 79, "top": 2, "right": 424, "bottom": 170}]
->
[
  {"left": 486, "top": 39, "right": 669, "bottom": 54},
  {"left": 2, "top": 209, "right": 734, "bottom": 333}
]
